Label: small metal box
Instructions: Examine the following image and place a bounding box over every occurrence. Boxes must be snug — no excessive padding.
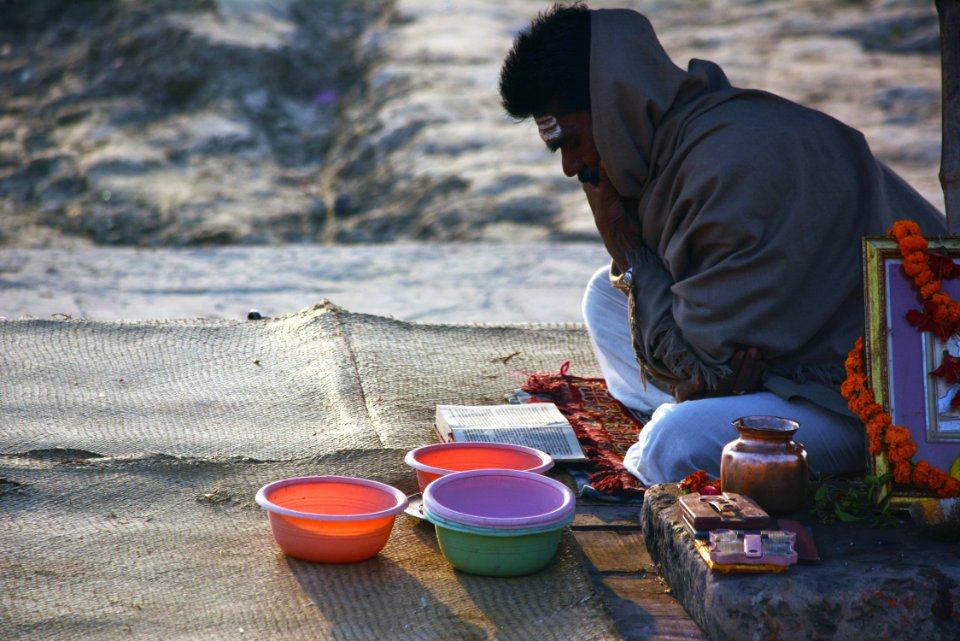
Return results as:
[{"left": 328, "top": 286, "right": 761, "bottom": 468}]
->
[{"left": 678, "top": 491, "right": 772, "bottom": 531}]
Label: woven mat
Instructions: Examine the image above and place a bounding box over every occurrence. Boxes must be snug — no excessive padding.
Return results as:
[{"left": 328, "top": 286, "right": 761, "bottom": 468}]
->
[
  {"left": 0, "top": 302, "right": 622, "bottom": 641},
  {"left": 522, "top": 361, "right": 646, "bottom": 500}
]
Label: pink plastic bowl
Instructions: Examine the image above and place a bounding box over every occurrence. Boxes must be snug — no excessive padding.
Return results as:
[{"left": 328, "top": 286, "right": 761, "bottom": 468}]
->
[
  {"left": 404, "top": 442, "right": 554, "bottom": 492},
  {"left": 255, "top": 476, "right": 408, "bottom": 563},
  {"left": 422, "top": 468, "right": 575, "bottom": 529}
]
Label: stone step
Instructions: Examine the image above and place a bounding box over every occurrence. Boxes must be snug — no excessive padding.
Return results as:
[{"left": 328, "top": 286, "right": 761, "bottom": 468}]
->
[
  {"left": 573, "top": 504, "right": 709, "bottom": 641},
  {"left": 641, "top": 483, "right": 960, "bottom": 641}
]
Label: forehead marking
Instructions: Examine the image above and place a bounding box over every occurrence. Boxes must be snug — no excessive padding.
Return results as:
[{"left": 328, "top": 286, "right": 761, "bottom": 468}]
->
[{"left": 535, "top": 116, "right": 562, "bottom": 143}]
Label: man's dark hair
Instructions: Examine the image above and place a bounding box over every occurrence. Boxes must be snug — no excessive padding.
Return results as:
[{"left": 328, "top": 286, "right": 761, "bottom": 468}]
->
[{"left": 499, "top": 2, "right": 591, "bottom": 119}]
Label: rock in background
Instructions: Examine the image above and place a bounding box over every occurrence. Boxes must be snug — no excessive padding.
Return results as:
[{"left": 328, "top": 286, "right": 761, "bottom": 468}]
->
[
  {"left": 0, "top": 0, "right": 386, "bottom": 246},
  {"left": 0, "top": 0, "right": 946, "bottom": 248}
]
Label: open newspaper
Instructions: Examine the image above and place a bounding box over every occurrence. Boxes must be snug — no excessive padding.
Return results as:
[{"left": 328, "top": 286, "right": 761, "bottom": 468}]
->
[{"left": 435, "top": 403, "right": 587, "bottom": 463}]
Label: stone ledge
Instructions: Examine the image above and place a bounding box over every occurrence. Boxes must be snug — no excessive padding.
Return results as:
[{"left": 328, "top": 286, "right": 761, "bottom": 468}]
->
[
  {"left": 572, "top": 503, "right": 709, "bottom": 641},
  {"left": 640, "top": 483, "right": 960, "bottom": 641}
]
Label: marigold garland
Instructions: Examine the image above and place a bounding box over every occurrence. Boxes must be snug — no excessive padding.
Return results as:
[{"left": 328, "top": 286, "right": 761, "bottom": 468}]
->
[
  {"left": 892, "top": 220, "right": 960, "bottom": 340},
  {"left": 840, "top": 220, "right": 960, "bottom": 499}
]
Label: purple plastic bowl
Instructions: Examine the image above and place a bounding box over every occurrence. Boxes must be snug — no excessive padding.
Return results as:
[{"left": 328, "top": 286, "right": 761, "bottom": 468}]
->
[{"left": 422, "top": 468, "right": 575, "bottom": 529}]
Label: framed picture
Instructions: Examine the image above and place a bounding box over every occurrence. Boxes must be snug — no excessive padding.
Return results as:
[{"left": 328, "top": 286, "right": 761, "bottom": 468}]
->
[{"left": 863, "top": 237, "right": 960, "bottom": 505}]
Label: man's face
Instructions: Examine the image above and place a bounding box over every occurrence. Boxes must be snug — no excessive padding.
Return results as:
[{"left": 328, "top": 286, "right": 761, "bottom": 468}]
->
[{"left": 534, "top": 111, "right": 600, "bottom": 185}]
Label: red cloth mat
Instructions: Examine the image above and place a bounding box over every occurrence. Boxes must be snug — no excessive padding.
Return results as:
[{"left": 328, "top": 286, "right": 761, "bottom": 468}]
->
[{"left": 521, "top": 360, "right": 646, "bottom": 497}]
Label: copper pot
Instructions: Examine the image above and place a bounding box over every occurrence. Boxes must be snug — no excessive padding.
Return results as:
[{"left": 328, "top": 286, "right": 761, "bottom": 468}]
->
[{"left": 720, "top": 416, "right": 809, "bottom": 514}]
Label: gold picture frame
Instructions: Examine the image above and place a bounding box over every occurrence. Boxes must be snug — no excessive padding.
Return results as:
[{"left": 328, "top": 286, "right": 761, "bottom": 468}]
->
[{"left": 863, "top": 237, "right": 960, "bottom": 506}]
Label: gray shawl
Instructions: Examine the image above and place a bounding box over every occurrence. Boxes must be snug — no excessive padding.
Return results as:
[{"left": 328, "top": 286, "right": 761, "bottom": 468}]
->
[{"left": 589, "top": 8, "right": 945, "bottom": 414}]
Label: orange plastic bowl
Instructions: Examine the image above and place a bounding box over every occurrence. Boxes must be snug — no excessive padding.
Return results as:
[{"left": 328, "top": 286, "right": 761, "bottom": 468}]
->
[
  {"left": 255, "top": 476, "right": 408, "bottom": 563},
  {"left": 404, "top": 442, "right": 554, "bottom": 492}
]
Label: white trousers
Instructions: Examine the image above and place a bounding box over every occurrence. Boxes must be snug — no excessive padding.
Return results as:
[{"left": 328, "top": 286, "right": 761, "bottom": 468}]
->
[{"left": 581, "top": 266, "right": 866, "bottom": 485}]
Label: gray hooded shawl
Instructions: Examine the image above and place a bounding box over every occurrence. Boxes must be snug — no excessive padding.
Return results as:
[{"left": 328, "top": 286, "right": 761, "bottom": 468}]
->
[{"left": 589, "top": 9, "right": 945, "bottom": 414}]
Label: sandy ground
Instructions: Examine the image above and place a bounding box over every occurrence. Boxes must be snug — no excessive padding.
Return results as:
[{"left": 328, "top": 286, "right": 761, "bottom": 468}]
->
[
  {"left": 0, "top": 243, "right": 611, "bottom": 322},
  {"left": 0, "top": 0, "right": 945, "bottom": 246},
  {"left": 0, "top": 0, "right": 949, "bottom": 322}
]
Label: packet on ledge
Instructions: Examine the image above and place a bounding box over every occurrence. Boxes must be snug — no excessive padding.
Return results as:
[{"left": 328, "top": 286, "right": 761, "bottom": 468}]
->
[{"left": 693, "top": 528, "right": 798, "bottom": 574}]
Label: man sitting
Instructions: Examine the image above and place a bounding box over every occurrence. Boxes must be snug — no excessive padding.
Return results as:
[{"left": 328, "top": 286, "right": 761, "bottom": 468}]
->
[{"left": 498, "top": 3, "right": 945, "bottom": 484}]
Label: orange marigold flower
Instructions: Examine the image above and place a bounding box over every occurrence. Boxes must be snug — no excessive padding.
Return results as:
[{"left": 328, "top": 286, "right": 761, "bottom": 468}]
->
[
  {"left": 884, "top": 426, "right": 918, "bottom": 465},
  {"left": 679, "top": 470, "right": 710, "bottom": 494},
  {"left": 869, "top": 414, "right": 892, "bottom": 430},
  {"left": 914, "top": 269, "right": 936, "bottom": 288},
  {"left": 901, "top": 254, "right": 927, "bottom": 277},
  {"left": 893, "top": 460, "right": 913, "bottom": 484},
  {"left": 890, "top": 220, "right": 921, "bottom": 240},
  {"left": 866, "top": 421, "right": 887, "bottom": 443},
  {"left": 844, "top": 368, "right": 859, "bottom": 382},
  {"left": 849, "top": 395, "right": 874, "bottom": 417},
  {"left": 901, "top": 248, "right": 924, "bottom": 263},
  {"left": 841, "top": 380, "right": 858, "bottom": 399},
  {"left": 894, "top": 442, "right": 919, "bottom": 462},
  {"left": 865, "top": 416, "right": 890, "bottom": 455},
  {"left": 885, "top": 425, "right": 912, "bottom": 445},
  {"left": 938, "top": 476, "right": 960, "bottom": 498},
  {"left": 920, "top": 280, "right": 943, "bottom": 298},
  {"left": 912, "top": 460, "right": 931, "bottom": 486},
  {"left": 900, "top": 235, "right": 928, "bottom": 253},
  {"left": 928, "top": 468, "right": 948, "bottom": 490}
]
